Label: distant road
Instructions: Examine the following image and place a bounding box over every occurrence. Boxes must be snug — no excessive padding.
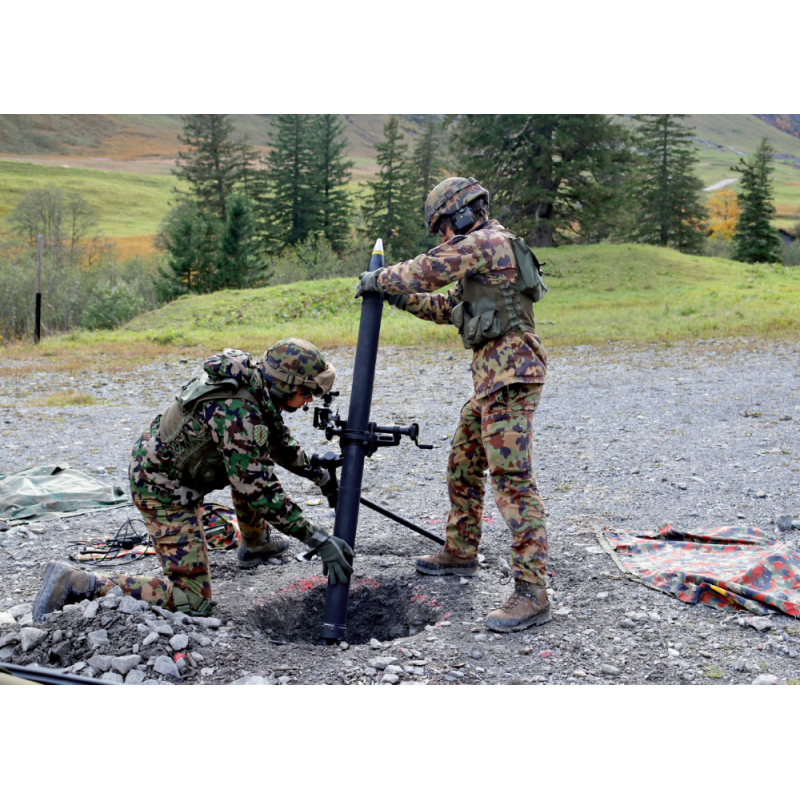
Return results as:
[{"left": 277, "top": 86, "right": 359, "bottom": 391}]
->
[{"left": 703, "top": 178, "right": 739, "bottom": 192}]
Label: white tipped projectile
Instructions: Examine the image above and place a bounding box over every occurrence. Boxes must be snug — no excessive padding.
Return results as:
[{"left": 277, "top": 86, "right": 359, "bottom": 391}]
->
[{"left": 372, "top": 238, "right": 384, "bottom": 255}]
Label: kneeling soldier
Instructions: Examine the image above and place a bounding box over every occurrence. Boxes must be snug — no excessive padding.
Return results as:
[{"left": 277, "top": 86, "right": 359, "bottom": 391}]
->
[{"left": 33, "top": 339, "right": 352, "bottom": 621}]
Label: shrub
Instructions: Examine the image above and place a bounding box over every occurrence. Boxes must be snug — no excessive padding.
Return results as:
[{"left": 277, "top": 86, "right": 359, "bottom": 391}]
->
[
  {"left": 0, "top": 239, "right": 160, "bottom": 342},
  {"left": 266, "top": 235, "right": 387, "bottom": 285},
  {"left": 82, "top": 281, "right": 147, "bottom": 330},
  {"left": 705, "top": 232, "right": 732, "bottom": 260},
  {"left": 781, "top": 239, "right": 800, "bottom": 267},
  {"left": 150, "top": 330, "right": 188, "bottom": 345}
]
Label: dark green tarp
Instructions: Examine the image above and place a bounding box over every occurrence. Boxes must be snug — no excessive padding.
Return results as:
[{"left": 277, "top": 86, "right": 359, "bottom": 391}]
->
[{"left": 0, "top": 464, "right": 131, "bottom": 523}]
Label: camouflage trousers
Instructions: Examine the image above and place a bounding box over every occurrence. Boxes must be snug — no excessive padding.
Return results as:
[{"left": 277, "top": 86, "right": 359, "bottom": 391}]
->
[
  {"left": 94, "top": 492, "right": 213, "bottom": 610},
  {"left": 94, "top": 489, "right": 271, "bottom": 609},
  {"left": 445, "top": 382, "right": 547, "bottom": 585}
]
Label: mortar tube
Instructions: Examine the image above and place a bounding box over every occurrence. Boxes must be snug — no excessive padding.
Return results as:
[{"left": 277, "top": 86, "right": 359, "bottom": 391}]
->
[{"left": 320, "top": 239, "right": 385, "bottom": 642}]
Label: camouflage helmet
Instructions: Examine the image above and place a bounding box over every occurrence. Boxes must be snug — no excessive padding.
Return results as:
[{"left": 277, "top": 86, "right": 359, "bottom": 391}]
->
[
  {"left": 261, "top": 338, "right": 336, "bottom": 399},
  {"left": 424, "top": 177, "right": 489, "bottom": 235}
]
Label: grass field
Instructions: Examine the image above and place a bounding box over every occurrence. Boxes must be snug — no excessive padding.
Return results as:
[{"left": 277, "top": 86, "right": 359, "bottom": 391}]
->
[
  {"left": 115, "top": 243, "right": 800, "bottom": 347},
  {"left": 3, "top": 244, "right": 798, "bottom": 376},
  {"left": 688, "top": 115, "right": 800, "bottom": 159},
  {"left": 0, "top": 159, "right": 372, "bottom": 256},
  {"left": 0, "top": 160, "right": 176, "bottom": 239}
]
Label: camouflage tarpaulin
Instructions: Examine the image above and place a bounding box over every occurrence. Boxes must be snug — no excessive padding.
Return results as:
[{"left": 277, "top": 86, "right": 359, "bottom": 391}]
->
[
  {"left": 0, "top": 464, "right": 131, "bottom": 523},
  {"left": 601, "top": 524, "right": 800, "bottom": 617}
]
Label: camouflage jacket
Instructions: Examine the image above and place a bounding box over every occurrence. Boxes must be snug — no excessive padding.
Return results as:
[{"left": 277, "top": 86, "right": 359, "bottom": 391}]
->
[
  {"left": 129, "top": 349, "right": 314, "bottom": 541},
  {"left": 377, "top": 219, "right": 547, "bottom": 399}
]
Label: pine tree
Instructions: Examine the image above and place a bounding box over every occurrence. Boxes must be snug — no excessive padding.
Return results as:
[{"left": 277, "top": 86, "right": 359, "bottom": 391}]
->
[
  {"left": 731, "top": 138, "right": 782, "bottom": 263},
  {"left": 234, "top": 136, "right": 261, "bottom": 201},
  {"left": 156, "top": 202, "right": 219, "bottom": 299},
  {"left": 411, "top": 116, "right": 446, "bottom": 250},
  {"left": 454, "top": 114, "right": 633, "bottom": 247},
  {"left": 634, "top": 115, "right": 707, "bottom": 254},
  {"left": 310, "top": 114, "right": 354, "bottom": 252},
  {"left": 257, "top": 114, "right": 317, "bottom": 250},
  {"left": 214, "top": 192, "right": 267, "bottom": 289},
  {"left": 412, "top": 117, "right": 445, "bottom": 203},
  {"left": 363, "top": 116, "right": 420, "bottom": 258},
  {"left": 173, "top": 115, "right": 241, "bottom": 223}
]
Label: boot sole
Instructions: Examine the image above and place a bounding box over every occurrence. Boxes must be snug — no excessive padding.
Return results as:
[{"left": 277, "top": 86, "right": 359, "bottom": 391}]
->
[
  {"left": 484, "top": 606, "right": 552, "bottom": 632},
  {"left": 414, "top": 561, "right": 479, "bottom": 577},
  {"left": 32, "top": 561, "right": 69, "bottom": 623},
  {"left": 236, "top": 540, "right": 291, "bottom": 569}
]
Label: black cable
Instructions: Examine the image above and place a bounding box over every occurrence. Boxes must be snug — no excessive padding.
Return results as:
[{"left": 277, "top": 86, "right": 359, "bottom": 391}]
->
[{"left": 68, "top": 516, "right": 152, "bottom": 565}]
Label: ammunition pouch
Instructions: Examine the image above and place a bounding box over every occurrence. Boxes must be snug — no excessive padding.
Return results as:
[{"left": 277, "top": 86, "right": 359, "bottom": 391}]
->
[
  {"left": 171, "top": 586, "right": 217, "bottom": 618},
  {"left": 453, "top": 300, "right": 503, "bottom": 350},
  {"left": 506, "top": 233, "right": 547, "bottom": 303}
]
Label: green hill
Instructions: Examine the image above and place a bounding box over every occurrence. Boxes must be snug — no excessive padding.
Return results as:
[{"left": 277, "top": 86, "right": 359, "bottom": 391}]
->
[
  {"left": 10, "top": 244, "right": 795, "bottom": 374},
  {"left": 613, "top": 114, "right": 800, "bottom": 228},
  {"left": 0, "top": 159, "right": 175, "bottom": 238},
  {"left": 683, "top": 115, "right": 800, "bottom": 227}
]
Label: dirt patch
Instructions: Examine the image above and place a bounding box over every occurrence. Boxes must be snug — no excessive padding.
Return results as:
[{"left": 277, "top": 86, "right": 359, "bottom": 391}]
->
[{"left": 250, "top": 576, "right": 444, "bottom": 645}]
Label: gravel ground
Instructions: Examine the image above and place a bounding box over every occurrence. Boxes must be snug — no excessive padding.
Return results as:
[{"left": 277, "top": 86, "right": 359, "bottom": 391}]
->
[{"left": 1, "top": 338, "right": 799, "bottom": 685}]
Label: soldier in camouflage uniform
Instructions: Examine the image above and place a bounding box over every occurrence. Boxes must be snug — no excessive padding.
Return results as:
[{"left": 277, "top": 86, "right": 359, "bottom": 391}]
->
[
  {"left": 356, "top": 178, "right": 551, "bottom": 631},
  {"left": 33, "top": 339, "right": 354, "bottom": 622}
]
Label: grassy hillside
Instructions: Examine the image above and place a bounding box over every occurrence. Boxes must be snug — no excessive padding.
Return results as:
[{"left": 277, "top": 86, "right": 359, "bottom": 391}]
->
[
  {"left": 0, "top": 160, "right": 175, "bottom": 240},
  {"left": 756, "top": 115, "right": 800, "bottom": 140},
  {"left": 4, "top": 244, "right": 797, "bottom": 375},
  {"left": 1, "top": 114, "right": 799, "bottom": 256},
  {"left": 124, "top": 244, "right": 799, "bottom": 348},
  {"left": 689, "top": 114, "right": 800, "bottom": 156},
  {"left": 687, "top": 115, "right": 800, "bottom": 226},
  {"left": 0, "top": 114, "right": 432, "bottom": 159},
  {"left": 617, "top": 114, "right": 800, "bottom": 227},
  {"left": 0, "top": 114, "right": 435, "bottom": 181},
  {"left": 0, "top": 115, "right": 183, "bottom": 159}
]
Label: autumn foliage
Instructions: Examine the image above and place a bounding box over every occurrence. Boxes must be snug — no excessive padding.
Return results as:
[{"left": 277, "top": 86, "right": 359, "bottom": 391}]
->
[{"left": 707, "top": 188, "right": 740, "bottom": 240}]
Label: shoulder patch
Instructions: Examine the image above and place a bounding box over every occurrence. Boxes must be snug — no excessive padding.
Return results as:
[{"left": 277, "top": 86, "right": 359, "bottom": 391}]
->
[{"left": 254, "top": 425, "right": 269, "bottom": 447}]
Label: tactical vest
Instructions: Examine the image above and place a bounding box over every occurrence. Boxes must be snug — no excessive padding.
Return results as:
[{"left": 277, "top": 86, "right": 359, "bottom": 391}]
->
[
  {"left": 451, "top": 230, "right": 547, "bottom": 351},
  {"left": 158, "top": 371, "right": 261, "bottom": 492}
]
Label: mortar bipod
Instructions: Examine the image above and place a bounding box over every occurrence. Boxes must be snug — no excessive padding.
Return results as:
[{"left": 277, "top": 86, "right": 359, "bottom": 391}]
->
[{"left": 308, "top": 450, "right": 444, "bottom": 548}]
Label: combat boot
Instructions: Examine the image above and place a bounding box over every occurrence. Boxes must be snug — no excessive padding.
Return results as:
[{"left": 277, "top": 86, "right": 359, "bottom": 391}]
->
[
  {"left": 237, "top": 529, "right": 291, "bottom": 569},
  {"left": 415, "top": 548, "right": 479, "bottom": 577},
  {"left": 485, "top": 577, "right": 551, "bottom": 632},
  {"left": 33, "top": 561, "right": 97, "bottom": 622}
]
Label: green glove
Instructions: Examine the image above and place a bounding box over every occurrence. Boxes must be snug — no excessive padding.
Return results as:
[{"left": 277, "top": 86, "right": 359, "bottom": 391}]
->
[
  {"left": 385, "top": 292, "right": 408, "bottom": 310},
  {"left": 306, "top": 526, "right": 354, "bottom": 585},
  {"left": 319, "top": 536, "right": 354, "bottom": 585},
  {"left": 354, "top": 268, "right": 385, "bottom": 299}
]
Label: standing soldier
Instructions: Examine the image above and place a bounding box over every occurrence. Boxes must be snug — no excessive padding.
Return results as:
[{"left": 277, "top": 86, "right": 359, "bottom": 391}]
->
[
  {"left": 33, "top": 340, "right": 353, "bottom": 621},
  {"left": 356, "top": 178, "right": 550, "bottom": 631}
]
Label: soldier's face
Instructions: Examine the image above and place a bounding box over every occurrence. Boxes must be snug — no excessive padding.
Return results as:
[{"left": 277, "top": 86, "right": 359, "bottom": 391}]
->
[
  {"left": 439, "top": 222, "right": 454, "bottom": 243},
  {"left": 282, "top": 388, "right": 314, "bottom": 412}
]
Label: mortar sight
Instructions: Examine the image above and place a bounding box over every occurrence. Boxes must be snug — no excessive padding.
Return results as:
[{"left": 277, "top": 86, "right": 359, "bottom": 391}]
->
[{"left": 313, "top": 390, "right": 340, "bottom": 431}]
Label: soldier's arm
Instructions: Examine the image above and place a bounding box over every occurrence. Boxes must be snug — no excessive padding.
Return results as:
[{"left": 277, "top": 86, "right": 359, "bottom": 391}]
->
[
  {"left": 259, "top": 409, "right": 311, "bottom": 475},
  {"left": 376, "top": 234, "right": 490, "bottom": 295},
  {"left": 201, "top": 399, "right": 313, "bottom": 541},
  {"left": 401, "top": 286, "right": 461, "bottom": 325}
]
